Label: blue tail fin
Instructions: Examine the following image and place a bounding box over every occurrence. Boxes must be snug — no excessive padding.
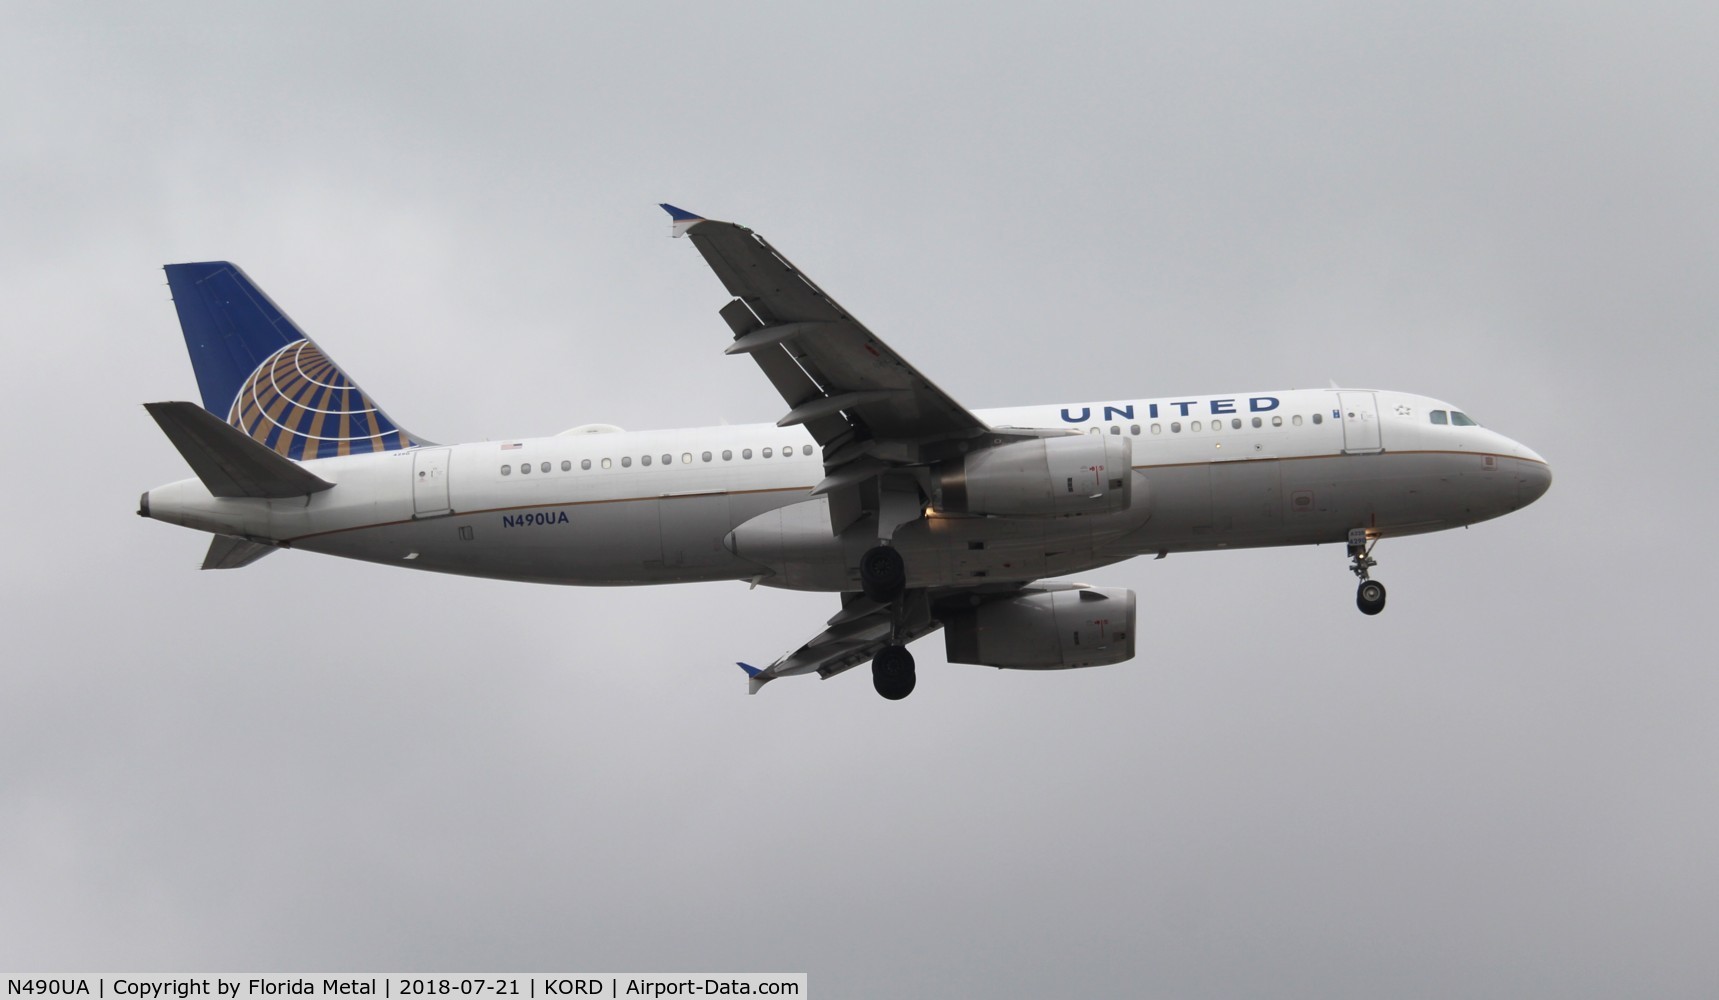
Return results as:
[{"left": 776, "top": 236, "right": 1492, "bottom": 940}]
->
[{"left": 163, "top": 262, "right": 428, "bottom": 459}]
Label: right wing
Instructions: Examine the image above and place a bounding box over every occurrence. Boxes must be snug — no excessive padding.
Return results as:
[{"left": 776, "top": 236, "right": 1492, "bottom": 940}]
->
[
  {"left": 735, "top": 589, "right": 945, "bottom": 695},
  {"left": 732, "top": 580, "right": 1104, "bottom": 694}
]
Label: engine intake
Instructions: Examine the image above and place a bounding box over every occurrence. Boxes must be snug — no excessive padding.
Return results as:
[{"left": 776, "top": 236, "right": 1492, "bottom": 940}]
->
[
  {"left": 943, "top": 587, "right": 1137, "bottom": 669},
  {"left": 936, "top": 434, "right": 1132, "bottom": 517}
]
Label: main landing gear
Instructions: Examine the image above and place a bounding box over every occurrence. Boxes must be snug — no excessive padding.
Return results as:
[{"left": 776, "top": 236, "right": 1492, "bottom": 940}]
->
[
  {"left": 872, "top": 644, "right": 916, "bottom": 700},
  {"left": 859, "top": 544, "right": 906, "bottom": 604},
  {"left": 861, "top": 544, "right": 916, "bottom": 700},
  {"left": 1348, "top": 529, "right": 1387, "bottom": 616}
]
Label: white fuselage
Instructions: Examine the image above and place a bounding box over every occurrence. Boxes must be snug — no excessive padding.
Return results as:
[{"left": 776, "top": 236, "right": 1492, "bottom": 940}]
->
[{"left": 142, "top": 388, "right": 1551, "bottom": 592}]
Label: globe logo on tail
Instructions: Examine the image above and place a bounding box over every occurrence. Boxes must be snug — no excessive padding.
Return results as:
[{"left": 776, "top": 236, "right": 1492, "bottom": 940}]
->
[{"left": 228, "top": 339, "right": 418, "bottom": 459}]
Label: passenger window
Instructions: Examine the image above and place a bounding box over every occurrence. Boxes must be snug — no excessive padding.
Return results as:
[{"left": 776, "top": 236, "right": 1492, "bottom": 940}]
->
[
  {"left": 501, "top": 465, "right": 512, "bottom": 476},
  {"left": 662, "top": 454, "right": 673, "bottom": 465},
  {"left": 1232, "top": 418, "right": 1242, "bottom": 430},
  {"left": 540, "top": 462, "right": 550, "bottom": 473},
  {"left": 581, "top": 459, "right": 591, "bottom": 470},
  {"left": 1451, "top": 411, "right": 1477, "bottom": 426},
  {"left": 621, "top": 457, "right": 632, "bottom": 468},
  {"left": 1191, "top": 420, "right": 1203, "bottom": 432},
  {"left": 1110, "top": 426, "right": 1120, "bottom": 435},
  {"left": 1171, "top": 422, "right": 1182, "bottom": 433},
  {"left": 1151, "top": 423, "right": 1162, "bottom": 435},
  {"left": 561, "top": 460, "right": 571, "bottom": 471},
  {"left": 1251, "top": 417, "right": 1261, "bottom": 428},
  {"left": 1312, "top": 413, "right": 1323, "bottom": 425},
  {"left": 683, "top": 453, "right": 693, "bottom": 464},
  {"left": 641, "top": 455, "right": 652, "bottom": 466},
  {"left": 802, "top": 445, "right": 813, "bottom": 456},
  {"left": 742, "top": 448, "right": 752, "bottom": 459},
  {"left": 722, "top": 450, "right": 733, "bottom": 461},
  {"left": 520, "top": 462, "right": 531, "bottom": 474},
  {"left": 1292, "top": 415, "right": 1303, "bottom": 426},
  {"left": 762, "top": 447, "right": 773, "bottom": 458},
  {"left": 1088, "top": 427, "right": 1101, "bottom": 435},
  {"left": 1430, "top": 410, "right": 1449, "bottom": 425},
  {"left": 702, "top": 451, "right": 712, "bottom": 462},
  {"left": 1272, "top": 415, "right": 1282, "bottom": 427},
  {"left": 1130, "top": 424, "right": 1141, "bottom": 435},
  {"left": 600, "top": 458, "right": 612, "bottom": 469}
]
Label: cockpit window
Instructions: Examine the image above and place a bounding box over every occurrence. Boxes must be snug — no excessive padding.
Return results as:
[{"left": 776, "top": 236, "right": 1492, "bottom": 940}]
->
[
  {"left": 1430, "top": 410, "right": 1448, "bottom": 425},
  {"left": 1451, "top": 411, "right": 1478, "bottom": 426}
]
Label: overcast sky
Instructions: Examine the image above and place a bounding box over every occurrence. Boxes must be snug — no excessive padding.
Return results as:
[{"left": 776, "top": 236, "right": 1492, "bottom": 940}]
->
[{"left": 3, "top": 2, "right": 1715, "bottom": 996}]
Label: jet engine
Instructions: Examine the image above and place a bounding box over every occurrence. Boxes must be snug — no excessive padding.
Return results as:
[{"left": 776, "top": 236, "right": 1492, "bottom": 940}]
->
[
  {"left": 942, "top": 586, "right": 1136, "bottom": 669},
  {"left": 935, "top": 434, "right": 1133, "bottom": 517}
]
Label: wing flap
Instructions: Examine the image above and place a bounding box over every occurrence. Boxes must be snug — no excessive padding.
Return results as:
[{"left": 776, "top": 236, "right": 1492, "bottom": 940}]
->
[
  {"left": 717, "top": 297, "right": 852, "bottom": 446},
  {"left": 675, "top": 212, "right": 990, "bottom": 448}
]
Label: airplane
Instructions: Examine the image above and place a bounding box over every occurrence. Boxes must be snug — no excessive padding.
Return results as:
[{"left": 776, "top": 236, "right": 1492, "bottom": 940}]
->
[{"left": 138, "top": 204, "right": 1552, "bottom": 700}]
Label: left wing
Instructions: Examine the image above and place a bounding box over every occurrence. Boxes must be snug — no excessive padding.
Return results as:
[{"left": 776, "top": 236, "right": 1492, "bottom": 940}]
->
[
  {"left": 664, "top": 204, "right": 1021, "bottom": 534},
  {"left": 664, "top": 204, "right": 988, "bottom": 451}
]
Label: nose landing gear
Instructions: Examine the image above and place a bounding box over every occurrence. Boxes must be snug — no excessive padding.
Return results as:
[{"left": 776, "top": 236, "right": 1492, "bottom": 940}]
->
[
  {"left": 1349, "top": 529, "right": 1387, "bottom": 616},
  {"left": 1356, "top": 579, "right": 1387, "bottom": 615}
]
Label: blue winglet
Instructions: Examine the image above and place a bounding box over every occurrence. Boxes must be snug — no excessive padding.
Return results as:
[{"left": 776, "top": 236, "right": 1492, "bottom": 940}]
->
[
  {"left": 661, "top": 204, "right": 707, "bottom": 238},
  {"left": 736, "top": 662, "right": 763, "bottom": 678}
]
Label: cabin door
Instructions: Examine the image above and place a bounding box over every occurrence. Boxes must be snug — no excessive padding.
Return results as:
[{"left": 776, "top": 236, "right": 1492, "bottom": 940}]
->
[
  {"left": 1337, "top": 391, "right": 1383, "bottom": 454},
  {"left": 412, "top": 448, "right": 452, "bottom": 516}
]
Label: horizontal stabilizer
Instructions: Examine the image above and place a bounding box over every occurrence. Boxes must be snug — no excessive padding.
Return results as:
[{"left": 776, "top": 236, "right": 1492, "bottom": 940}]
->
[
  {"left": 145, "top": 401, "right": 334, "bottom": 499},
  {"left": 202, "top": 534, "right": 278, "bottom": 570}
]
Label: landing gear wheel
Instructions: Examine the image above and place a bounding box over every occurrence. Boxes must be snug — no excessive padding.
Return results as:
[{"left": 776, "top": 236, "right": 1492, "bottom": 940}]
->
[
  {"left": 1347, "top": 530, "right": 1386, "bottom": 615},
  {"left": 1356, "top": 580, "right": 1387, "bottom": 616},
  {"left": 859, "top": 545, "right": 906, "bottom": 604},
  {"left": 872, "top": 644, "right": 916, "bottom": 700}
]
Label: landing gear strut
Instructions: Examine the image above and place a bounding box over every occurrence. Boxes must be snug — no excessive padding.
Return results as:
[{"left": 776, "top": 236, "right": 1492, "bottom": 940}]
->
[
  {"left": 1348, "top": 529, "right": 1386, "bottom": 616},
  {"left": 872, "top": 644, "right": 916, "bottom": 700},
  {"left": 859, "top": 543, "right": 918, "bottom": 698}
]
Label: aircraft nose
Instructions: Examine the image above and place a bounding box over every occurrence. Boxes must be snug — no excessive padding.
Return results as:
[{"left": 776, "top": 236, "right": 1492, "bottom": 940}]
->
[{"left": 1516, "top": 458, "right": 1553, "bottom": 507}]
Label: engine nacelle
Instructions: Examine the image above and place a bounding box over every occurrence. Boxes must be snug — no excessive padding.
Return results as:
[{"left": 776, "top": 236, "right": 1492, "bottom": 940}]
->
[
  {"left": 943, "top": 587, "right": 1136, "bottom": 669},
  {"left": 936, "top": 434, "right": 1133, "bottom": 517}
]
